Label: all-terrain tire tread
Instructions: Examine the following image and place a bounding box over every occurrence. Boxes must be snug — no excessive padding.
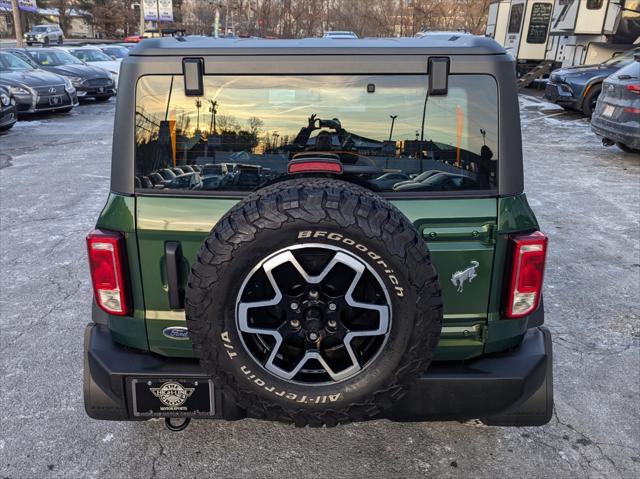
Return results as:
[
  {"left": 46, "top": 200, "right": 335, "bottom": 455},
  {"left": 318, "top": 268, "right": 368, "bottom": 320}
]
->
[{"left": 186, "top": 178, "right": 442, "bottom": 426}]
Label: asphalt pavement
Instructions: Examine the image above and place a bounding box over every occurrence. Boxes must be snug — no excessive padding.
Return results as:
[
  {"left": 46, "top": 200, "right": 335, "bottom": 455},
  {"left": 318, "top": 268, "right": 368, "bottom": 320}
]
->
[{"left": 0, "top": 96, "right": 638, "bottom": 479}]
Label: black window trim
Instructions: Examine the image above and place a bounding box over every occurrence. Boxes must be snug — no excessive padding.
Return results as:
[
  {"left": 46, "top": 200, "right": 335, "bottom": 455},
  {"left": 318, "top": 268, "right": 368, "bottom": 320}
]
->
[{"left": 133, "top": 187, "right": 499, "bottom": 201}]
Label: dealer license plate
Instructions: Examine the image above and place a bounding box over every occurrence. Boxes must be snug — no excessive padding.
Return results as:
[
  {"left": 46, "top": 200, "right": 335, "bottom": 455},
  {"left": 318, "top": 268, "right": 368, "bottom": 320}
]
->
[{"left": 131, "top": 378, "right": 215, "bottom": 418}]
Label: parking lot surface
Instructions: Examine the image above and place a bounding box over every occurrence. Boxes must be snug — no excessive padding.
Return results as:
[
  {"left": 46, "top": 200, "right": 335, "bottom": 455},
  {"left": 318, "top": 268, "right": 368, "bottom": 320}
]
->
[{"left": 1, "top": 97, "right": 638, "bottom": 479}]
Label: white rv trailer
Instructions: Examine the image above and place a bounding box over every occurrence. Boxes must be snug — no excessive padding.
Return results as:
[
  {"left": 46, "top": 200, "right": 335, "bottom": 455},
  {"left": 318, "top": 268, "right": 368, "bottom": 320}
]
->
[
  {"left": 487, "top": 0, "right": 555, "bottom": 61},
  {"left": 486, "top": 1, "right": 511, "bottom": 42},
  {"left": 487, "top": 0, "right": 639, "bottom": 68},
  {"left": 545, "top": 0, "right": 639, "bottom": 67}
]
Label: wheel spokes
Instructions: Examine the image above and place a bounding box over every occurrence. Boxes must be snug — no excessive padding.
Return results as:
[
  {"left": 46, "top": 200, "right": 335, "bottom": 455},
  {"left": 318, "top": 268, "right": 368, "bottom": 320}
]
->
[{"left": 236, "top": 247, "right": 391, "bottom": 383}]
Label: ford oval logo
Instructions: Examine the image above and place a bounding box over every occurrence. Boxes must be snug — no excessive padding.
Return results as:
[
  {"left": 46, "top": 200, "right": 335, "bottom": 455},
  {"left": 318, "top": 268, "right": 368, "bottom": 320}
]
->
[{"left": 162, "top": 326, "right": 190, "bottom": 340}]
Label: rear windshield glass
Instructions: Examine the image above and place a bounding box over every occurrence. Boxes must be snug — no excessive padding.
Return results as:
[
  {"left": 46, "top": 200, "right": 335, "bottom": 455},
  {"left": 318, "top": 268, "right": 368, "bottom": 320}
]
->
[
  {"left": 135, "top": 74, "right": 498, "bottom": 194},
  {"left": 602, "top": 48, "right": 639, "bottom": 68},
  {"left": 613, "top": 59, "right": 640, "bottom": 79},
  {"left": 101, "top": 47, "right": 128, "bottom": 59}
]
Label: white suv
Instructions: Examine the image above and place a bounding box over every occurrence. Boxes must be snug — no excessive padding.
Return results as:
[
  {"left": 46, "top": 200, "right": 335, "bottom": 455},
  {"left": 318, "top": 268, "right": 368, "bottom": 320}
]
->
[{"left": 25, "top": 25, "right": 64, "bottom": 46}]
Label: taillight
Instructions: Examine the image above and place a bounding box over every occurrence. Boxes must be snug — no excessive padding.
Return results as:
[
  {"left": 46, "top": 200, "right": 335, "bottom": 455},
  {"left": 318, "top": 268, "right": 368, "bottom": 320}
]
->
[
  {"left": 86, "top": 229, "right": 130, "bottom": 315},
  {"left": 505, "top": 231, "right": 548, "bottom": 319},
  {"left": 626, "top": 83, "right": 640, "bottom": 94}
]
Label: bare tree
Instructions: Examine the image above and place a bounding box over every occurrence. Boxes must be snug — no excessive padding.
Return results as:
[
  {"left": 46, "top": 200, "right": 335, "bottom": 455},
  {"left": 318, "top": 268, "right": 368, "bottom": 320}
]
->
[
  {"left": 217, "top": 114, "right": 240, "bottom": 132},
  {"left": 53, "top": 0, "right": 493, "bottom": 41},
  {"left": 247, "top": 116, "right": 264, "bottom": 135}
]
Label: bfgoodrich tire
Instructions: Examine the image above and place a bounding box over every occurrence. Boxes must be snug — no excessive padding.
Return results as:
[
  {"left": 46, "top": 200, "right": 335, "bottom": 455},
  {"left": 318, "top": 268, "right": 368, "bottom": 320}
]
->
[{"left": 186, "top": 178, "right": 443, "bottom": 426}]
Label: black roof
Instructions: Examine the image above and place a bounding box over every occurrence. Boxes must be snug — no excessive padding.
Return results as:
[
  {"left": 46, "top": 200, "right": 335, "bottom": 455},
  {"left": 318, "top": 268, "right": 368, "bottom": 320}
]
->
[{"left": 130, "top": 34, "right": 505, "bottom": 56}]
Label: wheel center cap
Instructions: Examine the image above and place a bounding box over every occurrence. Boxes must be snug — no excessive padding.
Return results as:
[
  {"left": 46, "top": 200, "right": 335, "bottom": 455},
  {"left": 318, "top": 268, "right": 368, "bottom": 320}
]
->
[{"left": 304, "top": 307, "right": 323, "bottom": 332}]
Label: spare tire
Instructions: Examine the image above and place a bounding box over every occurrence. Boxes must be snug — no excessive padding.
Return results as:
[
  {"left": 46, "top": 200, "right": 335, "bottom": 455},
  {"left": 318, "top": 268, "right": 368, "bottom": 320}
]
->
[{"left": 186, "top": 178, "right": 442, "bottom": 426}]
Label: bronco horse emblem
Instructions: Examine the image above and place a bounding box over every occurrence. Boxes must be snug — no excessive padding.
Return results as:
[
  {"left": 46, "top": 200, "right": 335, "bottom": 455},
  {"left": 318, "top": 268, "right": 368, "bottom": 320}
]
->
[{"left": 451, "top": 261, "right": 479, "bottom": 292}]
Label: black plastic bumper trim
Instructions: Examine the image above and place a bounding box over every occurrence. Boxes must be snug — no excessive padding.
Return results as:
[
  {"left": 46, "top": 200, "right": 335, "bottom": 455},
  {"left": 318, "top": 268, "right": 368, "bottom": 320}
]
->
[{"left": 84, "top": 323, "right": 552, "bottom": 425}]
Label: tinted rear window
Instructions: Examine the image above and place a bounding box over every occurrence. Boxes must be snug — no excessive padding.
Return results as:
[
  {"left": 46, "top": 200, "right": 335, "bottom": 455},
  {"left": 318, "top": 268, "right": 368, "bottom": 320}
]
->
[{"left": 135, "top": 74, "right": 498, "bottom": 194}]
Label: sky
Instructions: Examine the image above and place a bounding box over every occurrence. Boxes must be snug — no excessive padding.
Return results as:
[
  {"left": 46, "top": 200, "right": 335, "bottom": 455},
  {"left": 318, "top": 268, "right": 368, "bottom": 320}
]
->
[{"left": 136, "top": 74, "right": 499, "bottom": 154}]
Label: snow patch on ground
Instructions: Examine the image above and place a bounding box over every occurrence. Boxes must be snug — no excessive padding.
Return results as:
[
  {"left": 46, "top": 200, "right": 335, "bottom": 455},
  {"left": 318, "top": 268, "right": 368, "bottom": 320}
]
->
[
  {"left": 519, "top": 94, "right": 590, "bottom": 132},
  {"left": 519, "top": 94, "right": 564, "bottom": 112},
  {"left": 12, "top": 120, "right": 48, "bottom": 128}
]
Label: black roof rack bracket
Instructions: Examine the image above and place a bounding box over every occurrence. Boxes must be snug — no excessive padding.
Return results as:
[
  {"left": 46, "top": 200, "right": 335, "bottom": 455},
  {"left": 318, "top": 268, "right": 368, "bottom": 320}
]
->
[
  {"left": 182, "top": 58, "right": 204, "bottom": 96},
  {"left": 428, "top": 57, "right": 450, "bottom": 96}
]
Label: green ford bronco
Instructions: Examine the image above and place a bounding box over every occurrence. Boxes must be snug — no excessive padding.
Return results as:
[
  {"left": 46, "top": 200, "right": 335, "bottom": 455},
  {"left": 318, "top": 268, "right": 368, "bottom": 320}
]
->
[{"left": 84, "top": 34, "right": 552, "bottom": 429}]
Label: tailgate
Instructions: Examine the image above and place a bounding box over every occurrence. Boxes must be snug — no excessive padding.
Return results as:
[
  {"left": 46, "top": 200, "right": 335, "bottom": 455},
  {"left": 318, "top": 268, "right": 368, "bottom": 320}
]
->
[{"left": 136, "top": 196, "right": 496, "bottom": 360}]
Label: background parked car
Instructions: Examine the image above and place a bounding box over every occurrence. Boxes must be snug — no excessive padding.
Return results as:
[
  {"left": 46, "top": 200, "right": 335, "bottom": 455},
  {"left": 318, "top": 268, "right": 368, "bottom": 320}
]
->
[
  {"left": 116, "top": 43, "right": 138, "bottom": 50},
  {"left": 7, "top": 48, "right": 116, "bottom": 102},
  {"left": 123, "top": 35, "right": 146, "bottom": 43},
  {"left": 393, "top": 172, "right": 478, "bottom": 192},
  {"left": 200, "top": 163, "right": 232, "bottom": 189},
  {"left": 158, "top": 168, "right": 177, "bottom": 182},
  {"left": 0, "top": 85, "right": 17, "bottom": 132},
  {"left": 392, "top": 170, "right": 440, "bottom": 189},
  {"left": 591, "top": 56, "right": 640, "bottom": 154},
  {"left": 545, "top": 47, "right": 640, "bottom": 117},
  {"left": 370, "top": 172, "right": 410, "bottom": 190},
  {"left": 0, "top": 52, "right": 78, "bottom": 115},
  {"left": 323, "top": 31, "right": 359, "bottom": 39},
  {"left": 96, "top": 45, "right": 129, "bottom": 60},
  {"left": 166, "top": 172, "right": 203, "bottom": 190},
  {"left": 24, "top": 24, "right": 63, "bottom": 46},
  {"left": 147, "top": 172, "right": 166, "bottom": 187},
  {"left": 57, "top": 46, "right": 120, "bottom": 86}
]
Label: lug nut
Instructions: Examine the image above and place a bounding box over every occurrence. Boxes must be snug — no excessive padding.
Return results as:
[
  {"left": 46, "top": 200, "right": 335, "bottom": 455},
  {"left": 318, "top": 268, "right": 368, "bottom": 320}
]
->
[
  {"left": 328, "top": 303, "right": 337, "bottom": 311},
  {"left": 327, "top": 319, "right": 337, "bottom": 330},
  {"left": 308, "top": 290, "right": 319, "bottom": 300},
  {"left": 290, "top": 319, "right": 300, "bottom": 329},
  {"left": 308, "top": 332, "right": 319, "bottom": 341},
  {"left": 290, "top": 302, "right": 299, "bottom": 310}
]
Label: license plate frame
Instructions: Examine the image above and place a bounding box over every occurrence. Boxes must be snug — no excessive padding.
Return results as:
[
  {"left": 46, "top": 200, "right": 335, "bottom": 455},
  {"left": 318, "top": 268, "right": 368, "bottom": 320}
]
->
[
  {"left": 49, "top": 95, "right": 63, "bottom": 106},
  {"left": 602, "top": 104, "right": 616, "bottom": 118},
  {"left": 131, "top": 378, "right": 215, "bottom": 418}
]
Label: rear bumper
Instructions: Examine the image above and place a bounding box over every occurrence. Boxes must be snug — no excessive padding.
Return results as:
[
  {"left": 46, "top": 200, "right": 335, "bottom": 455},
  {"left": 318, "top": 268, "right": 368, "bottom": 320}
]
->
[
  {"left": 591, "top": 116, "right": 640, "bottom": 150},
  {"left": 84, "top": 323, "right": 553, "bottom": 426}
]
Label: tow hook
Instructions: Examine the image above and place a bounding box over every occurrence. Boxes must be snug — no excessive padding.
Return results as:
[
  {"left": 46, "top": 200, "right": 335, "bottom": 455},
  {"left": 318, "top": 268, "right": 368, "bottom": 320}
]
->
[
  {"left": 602, "top": 138, "right": 614, "bottom": 147},
  {"left": 165, "top": 417, "right": 190, "bottom": 432}
]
